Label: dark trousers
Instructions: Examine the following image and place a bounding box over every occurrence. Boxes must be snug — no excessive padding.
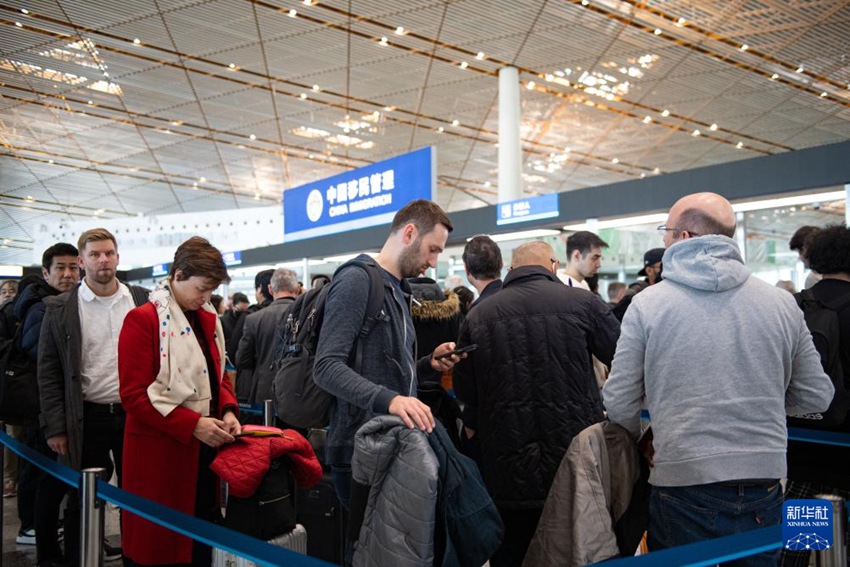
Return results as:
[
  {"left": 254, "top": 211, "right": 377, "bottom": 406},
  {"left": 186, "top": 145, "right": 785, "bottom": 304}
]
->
[
  {"left": 21, "top": 426, "right": 68, "bottom": 563},
  {"left": 65, "top": 404, "right": 126, "bottom": 564},
  {"left": 490, "top": 507, "right": 543, "bottom": 567},
  {"left": 16, "top": 426, "right": 39, "bottom": 530}
]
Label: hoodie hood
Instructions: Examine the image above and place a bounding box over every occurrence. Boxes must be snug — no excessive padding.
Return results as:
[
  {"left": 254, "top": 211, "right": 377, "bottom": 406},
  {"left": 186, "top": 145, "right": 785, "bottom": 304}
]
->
[{"left": 661, "top": 235, "right": 750, "bottom": 292}]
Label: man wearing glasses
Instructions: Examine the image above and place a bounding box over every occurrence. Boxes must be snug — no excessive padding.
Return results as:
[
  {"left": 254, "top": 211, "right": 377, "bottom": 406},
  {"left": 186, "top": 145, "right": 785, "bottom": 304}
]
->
[
  {"left": 602, "top": 192, "right": 833, "bottom": 564},
  {"left": 454, "top": 240, "right": 620, "bottom": 566}
]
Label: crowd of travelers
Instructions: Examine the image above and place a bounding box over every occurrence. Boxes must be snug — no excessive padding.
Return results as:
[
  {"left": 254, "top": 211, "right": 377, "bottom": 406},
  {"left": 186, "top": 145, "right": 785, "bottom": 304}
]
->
[{"left": 0, "top": 193, "right": 847, "bottom": 567}]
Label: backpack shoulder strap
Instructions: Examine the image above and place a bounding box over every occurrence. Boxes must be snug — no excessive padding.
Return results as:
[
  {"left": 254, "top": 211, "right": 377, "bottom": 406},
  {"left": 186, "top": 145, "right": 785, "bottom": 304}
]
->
[{"left": 335, "top": 258, "right": 387, "bottom": 372}]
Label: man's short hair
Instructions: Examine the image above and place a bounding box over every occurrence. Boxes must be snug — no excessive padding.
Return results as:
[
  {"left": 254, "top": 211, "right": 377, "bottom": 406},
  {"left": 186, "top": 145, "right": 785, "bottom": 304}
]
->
[
  {"left": 566, "top": 231, "right": 608, "bottom": 258},
  {"left": 271, "top": 268, "right": 299, "bottom": 294},
  {"left": 607, "top": 282, "right": 627, "bottom": 301},
  {"left": 169, "top": 236, "right": 231, "bottom": 285},
  {"left": 789, "top": 226, "right": 820, "bottom": 252},
  {"left": 77, "top": 228, "right": 117, "bottom": 253},
  {"left": 463, "top": 235, "right": 502, "bottom": 280},
  {"left": 389, "top": 200, "right": 453, "bottom": 235},
  {"left": 42, "top": 243, "right": 79, "bottom": 271},
  {"left": 678, "top": 208, "right": 736, "bottom": 238},
  {"left": 232, "top": 292, "right": 249, "bottom": 305},
  {"left": 311, "top": 274, "right": 331, "bottom": 288},
  {"left": 805, "top": 225, "right": 850, "bottom": 275},
  {"left": 254, "top": 269, "right": 274, "bottom": 301}
]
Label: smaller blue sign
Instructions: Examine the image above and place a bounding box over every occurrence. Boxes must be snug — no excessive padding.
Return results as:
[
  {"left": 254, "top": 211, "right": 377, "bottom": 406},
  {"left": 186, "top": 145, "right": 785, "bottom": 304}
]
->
[
  {"left": 783, "top": 499, "right": 833, "bottom": 552},
  {"left": 222, "top": 251, "right": 242, "bottom": 267},
  {"left": 152, "top": 263, "right": 169, "bottom": 277},
  {"left": 497, "top": 194, "right": 559, "bottom": 226}
]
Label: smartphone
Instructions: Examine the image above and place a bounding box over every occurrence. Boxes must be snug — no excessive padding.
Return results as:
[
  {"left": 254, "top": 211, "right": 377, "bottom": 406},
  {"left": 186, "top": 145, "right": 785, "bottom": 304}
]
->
[{"left": 434, "top": 344, "right": 478, "bottom": 360}]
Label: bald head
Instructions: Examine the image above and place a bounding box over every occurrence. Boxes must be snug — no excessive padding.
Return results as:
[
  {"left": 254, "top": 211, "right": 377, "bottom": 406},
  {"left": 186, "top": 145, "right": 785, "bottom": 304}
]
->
[
  {"left": 663, "top": 192, "right": 736, "bottom": 247},
  {"left": 512, "top": 241, "right": 556, "bottom": 271}
]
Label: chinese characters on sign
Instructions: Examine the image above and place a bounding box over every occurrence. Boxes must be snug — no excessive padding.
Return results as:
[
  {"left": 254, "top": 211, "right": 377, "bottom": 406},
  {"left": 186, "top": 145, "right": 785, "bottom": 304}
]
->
[{"left": 325, "top": 170, "right": 395, "bottom": 217}]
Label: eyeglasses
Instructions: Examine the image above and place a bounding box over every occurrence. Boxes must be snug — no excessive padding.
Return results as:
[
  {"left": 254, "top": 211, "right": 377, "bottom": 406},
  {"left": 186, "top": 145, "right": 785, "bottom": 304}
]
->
[{"left": 656, "top": 225, "right": 700, "bottom": 237}]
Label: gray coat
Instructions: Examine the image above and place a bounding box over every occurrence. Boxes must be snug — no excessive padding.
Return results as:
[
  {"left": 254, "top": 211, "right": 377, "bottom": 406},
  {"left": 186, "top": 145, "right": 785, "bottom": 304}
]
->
[
  {"left": 352, "top": 415, "right": 438, "bottom": 567},
  {"left": 37, "top": 283, "right": 148, "bottom": 471}
]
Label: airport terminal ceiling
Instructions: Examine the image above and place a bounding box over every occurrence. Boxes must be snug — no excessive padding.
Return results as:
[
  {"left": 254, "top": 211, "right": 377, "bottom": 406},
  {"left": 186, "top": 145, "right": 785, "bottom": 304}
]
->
[{"left": 2, "top": 0, "right": 850, "bottom": 266}]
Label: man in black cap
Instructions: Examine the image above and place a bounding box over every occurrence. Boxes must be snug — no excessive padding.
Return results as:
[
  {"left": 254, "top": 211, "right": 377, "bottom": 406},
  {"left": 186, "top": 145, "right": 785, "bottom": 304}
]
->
[{"left": 612, "top": 248, "right": 665, "bottom": 321}]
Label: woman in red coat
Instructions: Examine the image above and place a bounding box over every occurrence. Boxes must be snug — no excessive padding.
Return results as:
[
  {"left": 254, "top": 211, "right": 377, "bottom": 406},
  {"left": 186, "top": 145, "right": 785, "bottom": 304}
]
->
[{"left": 118, "top": 237, "right": 241, "bottom": 566}]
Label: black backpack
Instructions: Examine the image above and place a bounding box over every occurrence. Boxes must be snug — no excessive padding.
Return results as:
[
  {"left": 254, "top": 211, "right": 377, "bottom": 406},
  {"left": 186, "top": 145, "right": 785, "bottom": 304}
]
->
[
  {"left": 270, "top": 258, "right": 385, "bottom": 429},
  {"left": 788, "top": 288, "right": 850, "bottom": 429},
  {"left": 224, "top": 456, "right": 296, "bottom": 540},
  {"left": 0, "top": 303, "right": 39, "bottom": 427}
]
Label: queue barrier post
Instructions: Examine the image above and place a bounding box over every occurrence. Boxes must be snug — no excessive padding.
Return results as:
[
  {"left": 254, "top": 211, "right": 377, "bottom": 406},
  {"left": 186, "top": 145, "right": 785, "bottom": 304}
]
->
[
  {"left": 80, "top": 467, "right": 105, "bottom": 567},
  {"left": 815, "top": 494, "right": 847, "bottom": 567},
  {"left": 263, "top": 399, "right": 274, "bottom": 427}
]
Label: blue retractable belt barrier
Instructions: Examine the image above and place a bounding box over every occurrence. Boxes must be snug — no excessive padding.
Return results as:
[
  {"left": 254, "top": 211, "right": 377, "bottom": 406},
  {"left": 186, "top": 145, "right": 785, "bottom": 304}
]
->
[
  {"left": 593, "top": 526, "right": 781, "bottom": 567},
  {"left": 238, "top": 402, "right": 266, "bottom": 415},
  {"left": 0, "top": 430, "right": 331, "bottom": 567}
]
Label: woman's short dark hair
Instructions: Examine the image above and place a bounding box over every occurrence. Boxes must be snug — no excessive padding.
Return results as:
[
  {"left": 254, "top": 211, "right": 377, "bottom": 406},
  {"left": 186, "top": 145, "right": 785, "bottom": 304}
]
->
[
  {"left": 169, "top": 237, "right": 230, "bottom": 284},
  {"left": 805, "top": 225, "right": 850, "bottom": 275}
]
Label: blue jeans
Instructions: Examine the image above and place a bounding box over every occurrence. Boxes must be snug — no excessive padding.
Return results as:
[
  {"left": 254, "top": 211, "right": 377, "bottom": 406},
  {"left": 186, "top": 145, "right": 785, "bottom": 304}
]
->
[{"left": 648, "top": 481, "right": 782, "bottom": 567}]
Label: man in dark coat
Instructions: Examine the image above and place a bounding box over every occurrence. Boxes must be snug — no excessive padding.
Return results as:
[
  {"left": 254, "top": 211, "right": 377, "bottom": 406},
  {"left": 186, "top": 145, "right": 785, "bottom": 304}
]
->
[{"left": 453, "top": 240, "right": 620, "bottom": 567}]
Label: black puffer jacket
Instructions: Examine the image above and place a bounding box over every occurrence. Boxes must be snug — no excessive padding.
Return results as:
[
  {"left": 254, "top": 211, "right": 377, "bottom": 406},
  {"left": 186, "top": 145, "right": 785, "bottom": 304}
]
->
[
  {"left": 13, "top": 278, "right": 61, "bottom": 360},
  {"left": 453, "top": 266, "right": 620, "bottom": 508}
]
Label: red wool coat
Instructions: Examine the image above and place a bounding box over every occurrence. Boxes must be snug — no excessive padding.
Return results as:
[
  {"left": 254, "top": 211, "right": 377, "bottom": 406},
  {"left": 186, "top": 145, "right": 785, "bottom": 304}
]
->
[{"left": 118, "top": 302, "right": 237, "bottom": 565}]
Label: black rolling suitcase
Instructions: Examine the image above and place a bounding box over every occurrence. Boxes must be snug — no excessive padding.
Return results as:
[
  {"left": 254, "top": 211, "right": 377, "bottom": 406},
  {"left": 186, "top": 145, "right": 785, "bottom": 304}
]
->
[{"left": 296, "top": 472, "right": 346, "bottom": 564}]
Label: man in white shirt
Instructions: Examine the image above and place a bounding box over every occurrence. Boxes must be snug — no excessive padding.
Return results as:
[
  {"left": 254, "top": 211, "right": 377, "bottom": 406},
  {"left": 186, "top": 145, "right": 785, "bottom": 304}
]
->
[
  {"left": 557, "top": 231, "right": 608, "bottom": 289},
  {"left": 38, "top": 228, "right": 149, "bottom": 563}
]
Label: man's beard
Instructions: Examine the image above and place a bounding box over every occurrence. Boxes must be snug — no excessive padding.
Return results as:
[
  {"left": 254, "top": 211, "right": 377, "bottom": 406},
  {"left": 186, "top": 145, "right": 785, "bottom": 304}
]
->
[{"left": 397, "top": 235, "right": 424, "bottom": 278}]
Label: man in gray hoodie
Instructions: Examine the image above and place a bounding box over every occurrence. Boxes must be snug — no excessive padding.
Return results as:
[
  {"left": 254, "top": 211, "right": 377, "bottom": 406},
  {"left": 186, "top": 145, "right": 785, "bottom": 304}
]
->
[{"left": 602, "top": 192, "right": 833, "bottom": 564}]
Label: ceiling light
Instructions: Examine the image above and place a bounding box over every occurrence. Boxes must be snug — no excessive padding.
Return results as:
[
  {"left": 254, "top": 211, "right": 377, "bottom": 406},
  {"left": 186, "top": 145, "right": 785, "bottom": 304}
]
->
[
  {"left": 288, "top": 9, "right": 297, "bottom": 17},
  {"left": 199, "top": 177, "right": 206, "bottom": 183},
  {"left": 564, "top": 213, "right": 668, "bottom": 232},
  {"left": 228, "top": 63, "right": 236, "bottom": 69},
  {"left": 692, "top": 129, "right": 701, "bottom": 136},
  {"left": 451, "top": 119, "right": 459, "bottom": 127},
  {"left": 611, "top": 158, "right": 619, "bottom": 164},
  {"left": 796, "top": 65, "right": 804, "bottom": 73},
  {"left": 300, "top": 93, "right": 307, "bottom": 99},
  {"left": 379, "top": 37, "right": 388, "bottom": 46},
  {"left": 640, "top": 173, "right": 646, "bottom": 178},
  {"left": 395, "top": 26, "right": 406, "bottom": 35},
  {"left": 133, "top": 38, "right": 141, "bottom": 45},
  {"left": 97, "top": 208, "right": 105, "bottom": 214},
  {"left": 770, "top": 73, "right": 779, "bottom": 80},
  {"left": 15, "top": 21, "right": 23, "bottom": 27},
  {"left": 254, "top": 194, "right": 261, "bottom": 200},
  {"left": 642, "top": 115, "right": 652, "bottom": 124},
  {"left": 170, "top": 120, "right": 182, "bottom": 126},
  {"left": 460, "top": 61, "right": 468, "bottom": 69},
  {"left": 736, "top": 142, "right": 744, "bottom": 149},
  {"left": 653, "top": 28, "right": 662, "bottom": 35},
  {"left": 249, "top": 134, "right": 256, "bottom": 140},
  {"left": 661, "top": 109, "right": 670, "bottom": 117},
  {"left": 526, "top": 81, "right": 536, "bottom": 89},
  {"left": 820, "top": 92, "right": 828, "bottom": 98},
  {"left": 476, "top": 52, "right": 485, "bottom": 60},
  {"left": 652, "top": 167, "right": 661, "bottom": 174},
  {"left": 21, "top": 8, "right": 29, "bottom": 14},
  {"left": 302, "top": 0, "right": 312, "bottom": 5},
  {"left": 710, "top": 123, "right": 718, "bottom": 131},
  {"left": 48, "top": 159, "right": 54, "bottom": 164},
  {"left": 437, "top": 126, "right": 444, "bottom": 133},
  {"left": 87, "top": 100, "right": 93, "bottom": 105},
  {"left": 676, "top": 17, "right": 686, "bottom": 25},
  {"left": 481, "top": 229, "right": 562, "bottom": 243},
  {"left": 564, "top": 146, "right": 571, "bottom": 153},
  {"left": 25, "top": 195, "right": 34, "bottom": 202},
  {"left": 484, "top": 181, "right": 492, "bottom": 188},
  {"left": 732, "top": 191, "right": 845, "bottom": 213},
  {"left": 740, "top": 44, "right": 749, "bottom": 51},
  {"left": 383, "top": 105, "right": 395, "bottom": 111},
  {"left": 312, "top": 84, "right": 320, "bottom": 91},
  {"left": 581, "top": 0, "right": 589, "bottom": 5},
  {"left": 192, "top": 183, "right": 198, "bottom": 188}
]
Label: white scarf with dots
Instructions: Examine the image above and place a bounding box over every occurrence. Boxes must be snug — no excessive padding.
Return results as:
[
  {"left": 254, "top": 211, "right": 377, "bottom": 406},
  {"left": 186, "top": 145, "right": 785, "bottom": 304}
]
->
[{"left": 146, "top": 278, "right": 224, "bottom": 417}]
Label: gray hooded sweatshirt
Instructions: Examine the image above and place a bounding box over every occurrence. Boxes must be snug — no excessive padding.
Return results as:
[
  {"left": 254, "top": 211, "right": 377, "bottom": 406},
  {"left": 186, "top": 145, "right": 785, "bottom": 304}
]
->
[{"left": 602, "top": 235, "right": 833, "bottom": 486}]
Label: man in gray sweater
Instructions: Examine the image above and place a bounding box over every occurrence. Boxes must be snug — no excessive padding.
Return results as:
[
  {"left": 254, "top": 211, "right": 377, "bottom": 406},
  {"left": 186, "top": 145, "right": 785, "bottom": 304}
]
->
[
  {"left": 314, "top": 200, "right": 462, "bottom": 509},
  {"left": 602, "top": 192, "right": 833, "bottom": 564}
]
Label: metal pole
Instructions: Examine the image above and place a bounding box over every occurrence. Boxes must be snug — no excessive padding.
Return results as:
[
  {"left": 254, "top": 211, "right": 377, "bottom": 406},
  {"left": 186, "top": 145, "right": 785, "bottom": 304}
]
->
[
  {"left": 816, "top": 494, "right": 847, "bottom": 567},
  {"left": 498, "top": 66, "right": 522, "bottom": 203},
  {"left": 80, "top": 467, "right": 105, "bottom": 567},
  {"left": 263, "top": 399, "right": 274, "bottom": 427}
]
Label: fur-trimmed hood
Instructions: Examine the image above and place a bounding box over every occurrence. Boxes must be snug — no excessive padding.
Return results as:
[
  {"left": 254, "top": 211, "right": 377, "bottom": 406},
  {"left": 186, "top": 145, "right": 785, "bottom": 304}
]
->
[{"left": 412, "top": 290, "right": 460, "bottom": 321}]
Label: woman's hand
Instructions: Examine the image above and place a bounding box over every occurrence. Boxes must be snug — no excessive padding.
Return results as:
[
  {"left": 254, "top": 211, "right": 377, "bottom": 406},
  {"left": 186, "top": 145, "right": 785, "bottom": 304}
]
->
[
  {"left": 222, "top": 411, "right": 241, "bottom": 436},
  {"left": 193, "top": 417, "right": 235, "bottom": 448}
]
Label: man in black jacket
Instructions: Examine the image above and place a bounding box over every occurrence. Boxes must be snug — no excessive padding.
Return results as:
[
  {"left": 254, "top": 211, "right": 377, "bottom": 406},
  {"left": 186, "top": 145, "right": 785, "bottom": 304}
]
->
[
  {"left": 14, "top": 242, "right": 80, "bottom": 565},
  {"left": 453, "top": 240, "right": 620, "bottom": 567}
]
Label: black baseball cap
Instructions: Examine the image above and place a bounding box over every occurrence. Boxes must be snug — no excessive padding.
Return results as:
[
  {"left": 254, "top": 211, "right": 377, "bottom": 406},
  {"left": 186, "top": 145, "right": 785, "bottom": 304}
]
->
[{"left": 638, "top": 248, "right": 665, "bottom": 276}]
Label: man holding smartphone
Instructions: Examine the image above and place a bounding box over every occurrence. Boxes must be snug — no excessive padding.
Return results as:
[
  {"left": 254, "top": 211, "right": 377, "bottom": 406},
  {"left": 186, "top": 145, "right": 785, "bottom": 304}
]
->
[{"left": 453, "top": 240, "right": 620, "bottom": 566}]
